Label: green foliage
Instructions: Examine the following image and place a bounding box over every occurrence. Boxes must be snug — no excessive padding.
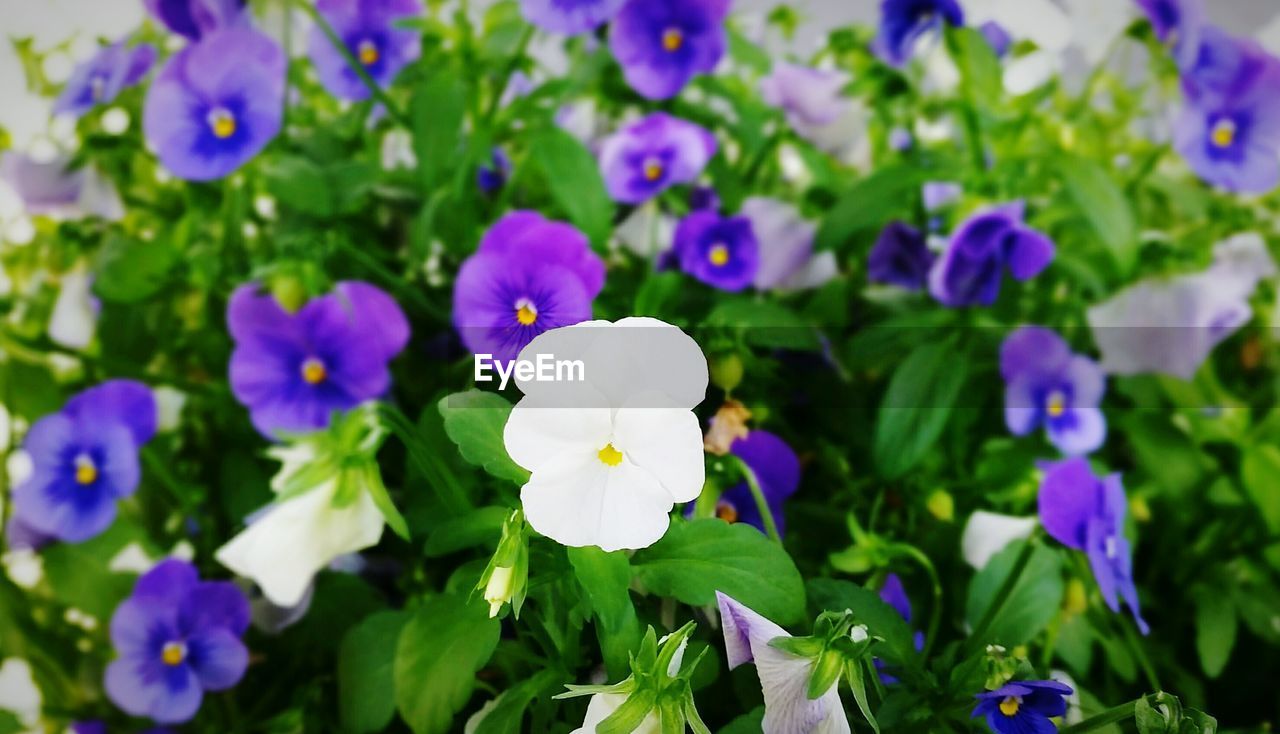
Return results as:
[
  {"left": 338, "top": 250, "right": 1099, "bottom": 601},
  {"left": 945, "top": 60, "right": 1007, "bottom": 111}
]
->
[
  {"left": 339, "top": 610, "right": 411, "bottom": 733},
  {"left": 873, "top": 339, "right": 970, "bottom": 479},
  {"left": 394, "top": 595, "right": 501, "bottom": 734},
  {"left": 438, "top": 390, "right": 530, "bottom": 484},
  {"left": 965, "top": 541, "right": 1065, "bottom": 647}
]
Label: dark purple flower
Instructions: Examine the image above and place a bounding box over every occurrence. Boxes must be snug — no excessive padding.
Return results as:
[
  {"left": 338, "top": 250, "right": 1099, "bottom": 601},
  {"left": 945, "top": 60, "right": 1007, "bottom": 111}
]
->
[
  {"left": 309, "top": 0, "right": 421, "bottom": 101},
  {"left": 143, "top": 29, "right": 285, "bottom": 181},
  {"left": 144, "top": 0, "right": 247, "bottom": 40},
  {"left": 690, "top": 430, "right": 799, "bottom": 535},
  {"left": 1182, "top": 27, "right": 1272, "bottom": 103},
  {"left": 521, "top": 0, "right": 626, "bottom": 34},
  {"left": 1039, "top": 459, "right": 1149, "bottom": 634},
  {"left": 673, "top": 210, "right": 759, "bottom": 292},
  {"left": 869, "top": 221, "right": 935, "bottom": 291},
  {"left": 10, "top": 381, "right": 156, "bottom": 543},
  {"left": 1001, "top": 327, "right": 1106, "bottom": 456},
  {"left": 1174, "top": 61, "right": 1280, "bottom": 194},
  {"left": 453, "top": 211, "right": 605, "bottom": 363},
  {"left": 105, "top": 560, "right": 250, "bottom": 724},
  {"left": 598, "top": 112, "right": 716, "bottom": 204},
  {"left": 979, "top": 21, "right": 1012, "bottom": 57},
  {"left": 608, "top": 0, "right": 730, "bottom": 100},
  {"left": 689, "top": 185, "right": 721, "bottom": 212},
  {"left": 928, "top": 202, "right": 1054, "bottom": 307},
  {"left": 1135, "top": 0, "right": 1204, "bottom": 69},
  {"left": 228, "top": 281, "right": 409, "bottom": 438},
  {"left": 875, "top": 0, "right": 965, "bottom": 67},
  {"left": 54, "top": 42, "right": 156, "bottom": 118},
  {"left": 477, "top": 147, "right": 512, "bottom": 195},
  {"left": 972, "top": 680, "right": 1073, "bottom": 734}
]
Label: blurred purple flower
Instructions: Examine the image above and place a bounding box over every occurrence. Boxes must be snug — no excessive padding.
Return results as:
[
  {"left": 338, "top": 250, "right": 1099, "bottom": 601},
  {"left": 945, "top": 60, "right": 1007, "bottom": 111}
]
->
[
  {"left": 11, "top": 381, "right": 157, "bottom": 543},
  {"left": 0, "top": 152, "right": 123, "bottom": 220},
  {"left": 144, "top": 0, "right": 247, "bottom": 40},
  {"left": 1175, "top": 53, "right": 1280, "bottom": 193},
  {"left": 598, "top": 112, "right": 715, "bottom": 204},
  {"left": 673, "top": 210, "right": 758, "bottom": 292},
  {"left": 1039, "top": 458, "right": 1149, "bottom": 634},
  {"left": 105, "top": 560, "right": 250, "bottom": 724},
  {"left": 608, "top": 0, "right": 729, "bottom": 100},
  {"left": 688, "top": 429, "right": 800, "bottom": 535},
  {"left": 1135, "top": 0, "right": 1204, "bottom": 69},
  {"left": 973, "top": 679, "right": 1073, "bottom": 734},
  {"left": 869, "top": 221, "right": 934, "bottom": 291},
  {"left": 740, "top": 196, "right": 836, "bottom": 292},
  {"left": 928, "top": 202, "right": 1054, "bottom": 307},
  {"left": 759, "top": 62, "right": 849, "bottom": 129},
  {"left": 1181, "top": 27, "right": 1271, "bottom": 103},
  {"left": 477, "top": 148, "right": 512, "bottom": 195},
  {"left": 5, "top": 515, "right": 55, "bottom": 552},
  {"left": 979, "top": 21, "right": 1012, "bottom": 57},
  {"left": 875, "top": 0, "right": 964, "bottom": 67},
  {"left": 889, "top": 126, "right": 914, "bottom": 151},
  {"left": 143, "top": 29, "right": 285, "bottom": 181},
  {"left": 54, "top": 42, "right": 156, "bottom": 118},
  {"left": 228, "top": 281, "right": 409, "bottom": 438},
  {"left": 922, "top": 181, "right": 963, "bottom": 212},
  {"left": 520, "top": 0, "right": 625, "bottom": 35},
  {"left": 453, "top": 211, "right": 605, "bottom": 364},
  {"left": 309, "top": 0, "right": 421, "bottom": 101},
  {"left": 1001, "top": 327, "right": 1106, "bottom": 456}
]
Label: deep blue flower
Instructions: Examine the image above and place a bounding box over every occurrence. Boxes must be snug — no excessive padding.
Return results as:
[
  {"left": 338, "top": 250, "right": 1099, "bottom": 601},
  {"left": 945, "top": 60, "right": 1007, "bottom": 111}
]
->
[
  {"left": 1001, "top": 327, "right": 1106, "bottom": 456},
  {"left": 308, "top": 0, "right": 421, "bottom": 101},
  {"left": 105, "top": 560, "right": 250, "bottom": 724},
  {"left": 689, "top": 430, "right": 800, "bottom": 535},
  {"left": 1039, "top": 459, "right": 1150, "bottom": 634},
  {"left": 144, "top": 0, "right": 247, "bottom": 40},
  {"left": 608, "top": 0, "right": 730, "bottom": 100},
  {"left": 54, "top": 42, "right": 156, "bottom": 118},
  {"left": 10, "top": 381, "right": 156, "bottom": 543},
  {"left": 972, "top": 679, "right": 1073, "bottom": 734},
  {"left": 928, "top": 202, "right": 1054, "bottom": 307},
  {"left": 673, "top": 210, "right": 759, "bottom": 292},
  {"left": 1135, "top": 0, "right": 1204, "bottom": 69},
  {"left": 875, "top": 0, "right": 964, "bottom": 67},
  {"left": 598, "top": 112, "right": 716, "bottom": 205},
  {"left": 477, "top": 147, "right": 512, "bottom": 195},
  {"left": 869, "top": 221, "right": 935, "bottom": 291}
]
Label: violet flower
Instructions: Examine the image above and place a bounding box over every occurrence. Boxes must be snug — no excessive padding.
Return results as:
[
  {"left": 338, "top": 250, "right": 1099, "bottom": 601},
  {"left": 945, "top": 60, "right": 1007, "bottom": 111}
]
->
[
  {"left": 0, "top": 152, "right": 123, "bottom": 220},
  {"left": 868, "top": 221, "right": 934, "bottom": 291},
  {"left": 453, "top": 211, "right": 605, "bottom": 364},
  {"left": 876, "top": 573, "right": 925, "bottom": 684},
  {"left": 10, "top": 381, "right": 157, "bottom": 543},
  {"left": 1000, "top": 327, "right": 1107, "bottom": 456},
  {"left": 227, "top": 281, "right": 409, "bottom": 438},
  {"left": 598, "top": 112, "right": 716, "bottom": 204},
  {"left": 477, "top": 147, "right": 512, "bottom": 195},
  {"left": 979, "top": 21, "right": 1012, "bottom": 57},
  {"left": 144, "top": 0, "right": 247, "bottom": 40},
  {"left": 1039, "top": 458, "right": 1149, "bottom": 634},
  {"left": 1181, "top": 27, "right": 1271, "bottom": 103},
  {"left": 520, "top": 0, "right": 625, "bottom": 35},
  {"left": 922, "top": 181, "right": 963, "bottom": 212},
  {"left": 308, "top": 0, "right": 421, "bottom": 101},
  {"left": 143, "top": 29, "right": 285, "bottom": 181},
  {"left": 688, "top": 429, "right": 800, "bottom": 535},
  {"left": 740, "top": 197, "right": 837, "bottom": 292},
  {"left": 928, "top": 202, "right": 1054, "bottom": 308},
  {"left": 673, "top": 210, "right": 759, "bottom": 292},
  {"left": 972, "top": 679, "right": 1073, "bottom": 734},
  {"left": 608, "top": 0, "right": 730, "bottom": 100},
  {"left": 759, "top": 62, "right": 849, "bottom": 131},
  {"left": 1135, "top": 0, "right": 1204, "bottom": 69},
  {"left": 105, "top": 560, "right": 250, "bottom": 724},
  {"left": 54, "top": 42, "right": 156, "bottom": 118},
  {"left": 875, "top": 0, "right": 965, "bottom": 67}
]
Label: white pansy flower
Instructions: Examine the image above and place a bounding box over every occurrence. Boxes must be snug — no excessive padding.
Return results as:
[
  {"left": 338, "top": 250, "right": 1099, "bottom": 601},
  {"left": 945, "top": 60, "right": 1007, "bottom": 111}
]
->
[
  {"left": 47, "top": 268, "right": 98, "bottom": 350},
  {"left": 0, "top": 659, "right": 41, "bottom": 730},
  {"left": 961, "top": 511, "right": 1038, "bottom": 569}
]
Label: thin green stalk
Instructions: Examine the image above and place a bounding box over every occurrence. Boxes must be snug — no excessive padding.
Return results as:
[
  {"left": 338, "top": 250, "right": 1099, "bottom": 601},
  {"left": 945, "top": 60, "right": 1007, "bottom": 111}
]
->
[
  {"left": 378, "top": 404, "right": 472, "bottom": 515},
  {"left": 889, "top": 542, "right": 942, "bottom": 659},
  {"left": 1122, "top": 616, "right": 1161, "bottom": 691},
  {"left": 730, "top": 454, "right": 782, "bottom": 544},
  {"left": 484, "top": 24, "right": 534, "bottom": 123},
  {"left": 294, "top": 0, "right": 410, "bottom": 127},
  {"left": 1058, "top": 699, "right": 1139, "bottom": 734},
  {"left": 967, "top": 536, "right": 1039, "bottom": 652}
]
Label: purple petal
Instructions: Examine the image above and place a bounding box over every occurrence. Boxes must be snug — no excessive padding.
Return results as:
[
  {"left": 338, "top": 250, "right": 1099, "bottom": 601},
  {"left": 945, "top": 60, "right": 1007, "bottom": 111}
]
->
[
  {"left": 1005, "top": 228, "right": 1055, "bottom": 281},
  {"left": 63, "top": 379, "right": 158, "bottom": 446},
  {"left": 715, "top": 591, "right": 787, "bottom": 669},
  {"left": 1037, "top": 458, "right": 1098, "bottom": 550},
  {"left": 475, "top": 212, "right": 606, "bottom": 298},
  {"left": 186, "top": 628, "right": 249, "bottom": 690},
  {"left": 999, "top": 327, "right": 1071, "bottom": 381},
  {"left": 180, "top": 581, "right": 251, "bottom": 636},
  {"left": 520, "top": 0, "right": 627, "bottom": 34},
  {"left": 1046, "top": 407, "right": 1107, "bottom": 456},
  {"left": 105, "top": 657, "right": 203, "bottom": 724}
]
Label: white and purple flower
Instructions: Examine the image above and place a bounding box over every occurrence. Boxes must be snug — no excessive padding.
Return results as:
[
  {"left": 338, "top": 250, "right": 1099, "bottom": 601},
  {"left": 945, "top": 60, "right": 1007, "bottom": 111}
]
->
[
  {"left": 875, "top": 0, "right": 965, "bottom": 67},
  {"left": 1000, "top": 327, "right": 1107, "bottom": 457},
  {"left": 143, "top": 0, "right": 247, "bottom": 41},
  {"left": 598, "top": 113, "right": 716, "bottom": 205},
  {"left": 54, "top": 41, "right": 156, "bottom": 118},
  {"left": 972, "top": 679, "right": 1073, "bottom": 734}
]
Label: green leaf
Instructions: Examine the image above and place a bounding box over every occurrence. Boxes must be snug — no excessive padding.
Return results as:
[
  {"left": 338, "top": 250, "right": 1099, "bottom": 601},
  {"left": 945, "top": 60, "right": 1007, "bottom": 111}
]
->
[
  {"left": 472, "top": 671, "right": 562, "bottom": 734},
  {"left": 412, "top": 69, "right": 467, "bottom": 192},
  {"left": 1058, "top": 154, "right": 1139, "bottom": 275},
  {"left": 720, "top": 708, "right": 765, "bottom": 734},
  {"left": 92, "top": 233, "right": 178, "bottom": 304},
  {"left": 807, "top": 579, "right": 919, "bottom": 669},
  {"left": 1241, "top": 443, "right": 1280, "bottom": 532},
  {"left": 1193, "top": 589, "right": 1236, "bottom": 679},
  {"left": 339, "top": 610, "right": 410, "bottom": 734},
  {"left": 872, "top": 340, "right": 970, "bottom": 479},
  {"left": 815, "top": 165, "right": 925, "bottom": 252},
  {"left": 1135, "top": 694, "right": 1179, "bottom": 734},
  {"left": 424, "top": 506, "right": 511, "bottom": 557},
  {"left": 262, "top": 155, "right": 334, "bottom": 218},
  {"left": 0, "top": 711, "right": 23, "bottom": 734},
  {"left": 438, "top": 390, "right": 529, "bottom": 484},
  {"left": 947, "top": 26, "right": 1002, "bottom": 105},
  {"left": 527, "top": 126, "right": 615, "bottom": 248},
  {"left": 361, "top": 463, "right": 410, "bottom": 540},
  {"left": 42, "top": 520, "right": 143, "bottom": 620},
  {"left": 569, "top": 546, "right": 643, "bottom": 678},
  {"left": 964, "top": 541, "right": 1065, "bottom": 647},
  {"left": 632, "top": 520, "right": 806, "bottom": 624},
  {"left": 705, "top": 298, "right": 822, "bottom": 351},
  {"left": 394, "top": 595, "right": 501, "bottom": 734}
]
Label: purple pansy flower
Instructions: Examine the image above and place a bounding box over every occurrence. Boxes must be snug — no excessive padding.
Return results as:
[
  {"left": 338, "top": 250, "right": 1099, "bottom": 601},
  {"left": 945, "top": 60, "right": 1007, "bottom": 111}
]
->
[
  {"left": 875, "top": 0, "right": 965, "bottom": 67},
  {"left": 759, "top": 62, "right": 850, "bottom": 130},
  {"left": 477, "top": 148, "right": 512, "bottom": 195},
  {"left": 228, "top": 281, "right": 409, "bottom": 438},
  {"left": 54, "top": 42, "right": 156, "bottom": 118},
  {"left": 74, "top": 723, "right": 174, "bottom": 734},
  {"left": 869, "top": 221, "right": 935, "bottom": 291},
  {"left": 673, "top": 210, "right": 759, "bottom": 292},
  {"left": 10, "top": 381, "right": 157, "bottom": 543},
  {"left": 608, "top": 0, "right": 730, "bottom": 100},
  {"left": 143, "top": 29, "right": 285, "bottom": 181},
  {"left": 0, "top": 152, "right": 123, "bottom": 220},
  {"left": 922, "top": 181, "right": 963, "bottom": 212},
  {"left": 105, "top": 560, "right": 250, "bottom": 725},
  {"left": 740, "top": 197, "right": 837, "bottom": 292},
  {"left": 688, "top": 430, "right": 800, "bottom": 535},
  {"left": 144, "top": 0, "right": 247, "bottom": 40},
  {"left": 928, "top": 202, "right": 1054, "bottom": 308},
  {"left": 598, "top": 112, "right": 716, "bottom": 204},
  {"left": 1039, "top": 458, "right": 1150, "bottom": 634},
  {"left": 876, "top": 574, "right": 926, "bottom": 684},
  {"left": 972, "top": 679, "right": 1073, "bottom": 734},
  {"left": 979, "top": 21, "right": 1012, "bottom": 57},
  {"left": 309, "top": 0, "right": 421, "bottom": 101},
  {"left": 453, "top": 211, "right": 605, "bottom": 364},
  {"left": 1135, "top": 0, "right": 1204, "bottom": 69},
  {"left": 889, "top": 127, "right": 914, "bottom": 151},
  {"left": 1000, "top": 327, "right": 1106, "bottom": 456},
  {"left": 1181, "top": 27, "right": 1272, "bottom": 103},
  {"left": 520, "top": 0, "right": 626, "bottom": 35}
]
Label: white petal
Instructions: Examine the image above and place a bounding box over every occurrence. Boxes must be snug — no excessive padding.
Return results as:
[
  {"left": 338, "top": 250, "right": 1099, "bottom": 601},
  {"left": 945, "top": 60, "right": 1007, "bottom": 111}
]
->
[
  {"left": 1004, "top": 51, "right": 1060, "bottom": 96},
  {"left": 717, "top": 591, "right": 789, "bottom": 669},
  {"left": 504, "top": 402, "right": 613, "bottom": 473},
  {"left": 613, "top": 408, "right": 705, "bottom": 503},
  {"left": 572, "top": 693, "right": 661, "bottom": 734},
  {"left": 754, "top": 643, "right": 849, "bottom": 734},
  {"left": 0, "top": 659, "right": 41, "bottom": 727},
  {"left": 961, "top": 511, "right": 1038, "bottom": 569},
  {"left": 47, "top": 269, "right": 97, "bottom": 350}
]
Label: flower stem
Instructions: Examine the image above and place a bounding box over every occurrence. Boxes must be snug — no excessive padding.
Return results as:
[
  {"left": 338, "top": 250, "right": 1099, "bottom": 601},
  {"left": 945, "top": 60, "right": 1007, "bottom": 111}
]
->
[
  {"left": 1057, "top": 699, "right": 1139, "bottom": 734},
  {"left": 888, "top": 542, "right": 942, "bottom": 659},
  {"left": 967, "top": 535, "right": 1039, "bottom": 652},
  {"left": 293, "top": 0, "right": 410, "bottom": 127},
  {"left": 730, "top": 454, "right": 782, "bottom": 544}
]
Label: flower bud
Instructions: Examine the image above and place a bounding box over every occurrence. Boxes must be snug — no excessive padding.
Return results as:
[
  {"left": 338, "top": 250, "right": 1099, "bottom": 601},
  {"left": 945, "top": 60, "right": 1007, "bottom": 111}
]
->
[{"left": 484, "top": 566, "right": 515, "bottom": 618}]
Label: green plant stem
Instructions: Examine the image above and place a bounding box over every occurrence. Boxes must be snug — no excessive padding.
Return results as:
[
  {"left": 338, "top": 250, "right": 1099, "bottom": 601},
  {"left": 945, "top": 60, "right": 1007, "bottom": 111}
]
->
[
  {"left": 1058, "top": 699, "right": 1139, "bottom": 734},
  {"left": 888, "top": 542, "right": 942, "bottom": 659},
  {"left": 967, "top": 536, "right": 1039, "bottom": 652},
  {"left": 485, "top": 25, "right": 534, "bottom": 123},
  {"left": 294, "top": 0, "right": 410, "bottom": 127},
  {"left": 1122, "top": 616, "right": 1161, "bottom": 691},
  {"left": 730, "top": 454, "right": 782, "bottom": 544},
  {"left": 378, "top": 404, "right": 472, "bottom": 515}
]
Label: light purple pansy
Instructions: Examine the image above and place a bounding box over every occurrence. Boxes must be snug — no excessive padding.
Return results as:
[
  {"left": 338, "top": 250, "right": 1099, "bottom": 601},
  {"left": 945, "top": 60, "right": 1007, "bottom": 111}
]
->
[
  {"left": 673, "top": 210, "right": 759, "bottom": 292},
  {"left": 54, "top": 42, "right": 156, "bottom": 118},
  {"left": 598, "top": 112, "right": 716, "bottom": 205},
  {"left": 1039, "top": 458, "right": 1149, "bottom": 634},
  {"left": 452, "top": 211, "right": 605, "bottom": 364},
  {"left": 922, "top": 181, "right": 963, "bottom": 212},
  {"left": 608, "top": 0, "right": 730, "bottom": 100},
  {"left": 144, "top": 0, "right": 247, "bottom": 40},
  {"left": 520, "top": 0, "right": 626, "bottom": 35},
  {"left": 143, "top": 29, "right": 285, "bottom": 181},
  {"left": 740, "top": 197, "right": 837, "bottom": 292},
  {"left": 105, "top": 560, "right": 251, "bottom": 725},
  {"left": 10, "top": 381, "right": 157, "bottom": 543},
  {"left": 686, "top": 429, "right": 800, "bottom": 535},
  {"left": 1001, "top": 327, "right": 1106, "bottom": 456},
  {"left": 979, "top": 21, "right": 1012, "bottom": 57},
  {"left": 227, "top": 281, "right": 409, "bottom": 439},
  {"left": 0, "top": 152, "right": 123, "bottom": 220},
  {"left": 759, "top": 62, "right": 850, "bottom": 131},
  {"left": 308, "top": 0, "right": 422, "bottom": 101},
  {"left": 1181, "top": 26, "right": 1272, "bottom": 103},
  {"left": 928, "top": 202, "right": 1054, "bottom": 308}
]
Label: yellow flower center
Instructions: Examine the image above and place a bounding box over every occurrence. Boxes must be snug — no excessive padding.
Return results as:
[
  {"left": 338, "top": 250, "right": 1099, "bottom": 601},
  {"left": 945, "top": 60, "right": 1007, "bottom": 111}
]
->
[
  {"left": 999, "top": 696, "right": 1021, "bottom": 717},
  {"left": 643, "top": 159, "right": 664, "bottom": 182},
  {"left": 597, "top": 443, "right": 623, "bottom": 467},
  {"left": 1045, "top": 390, "right": 1067, "bottom": 418},
  {"left": 74, "top": 455, "right": 98, "bottom": 485},
  {"left": 358, "top": 39, "right": 380, "bottom": 66},
  {"left": 1211, "top": 119, "right": 1236, "bottom": 148},
  {"left": 301, "top": 357, "right": 327, "bottom": 385},
  {"left": 208, "top": 108, "right": 236, "bottom": 139},
  {"left": 662, "top": 27, "right": 684, "bottom": 52},
  {"left": 161, "top": 641, "right": 187, "bottom": 667},
  {"left": 715, "top": 501, "right": 739, "bottom": 523},
  {"left": 708, "top": 243, "right": 730, "bottom": 267},
  {"left": 515, "top": 298, "right": 538, "bottom": 326}
]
